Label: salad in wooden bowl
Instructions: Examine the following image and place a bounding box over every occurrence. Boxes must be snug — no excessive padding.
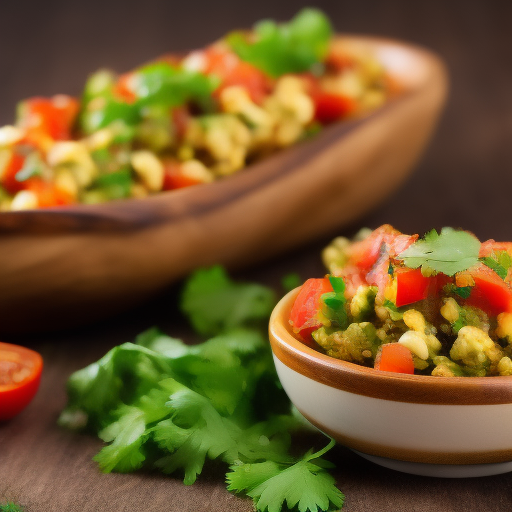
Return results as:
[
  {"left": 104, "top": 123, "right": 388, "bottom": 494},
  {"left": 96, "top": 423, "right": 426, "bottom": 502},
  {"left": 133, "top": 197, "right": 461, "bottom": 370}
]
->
[{"left": 0, "top": 11, "right": 447, "bottom": 333}]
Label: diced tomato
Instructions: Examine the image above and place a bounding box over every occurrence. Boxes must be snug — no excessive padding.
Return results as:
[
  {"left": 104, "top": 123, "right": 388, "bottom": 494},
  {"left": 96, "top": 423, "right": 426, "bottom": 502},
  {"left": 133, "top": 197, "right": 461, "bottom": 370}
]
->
[
  {"left": 394, "top": 268, "right": 432, "bottom": 307},
  {"left": 0, "top": 341, "right": 43, "bottom": 421},
  {"left": 348, "top": 225, "right": 414, "bottom": 271},
  {"left": 374, "top": 343, "right": 414, "bottom": 374},
  {"left": 366, "top": 254, "right": 392, "bottom": 297},
  {"left": 460, "top": 264, "right": 512, "bottom": 316},
  {"left": 289, "top": 278, "right": 333, "bottom": 345},
  {"left": 162, "top": 160, "right": 201, "bottom": 190},
  {"left": 479, "top": 240, "right": 512, "bottom": 258},
  {"left": 339, "top": 225, "right": 418, "bottom": 298},
  {"left": 18, "top": 95, "right": 79, "bottom": 148},
  {"left": 203, "top": 47, "right": 271, "bottom": 104},
  {"left": 312, "top": 91, "right": 357, "bottom": 124},
  {"left": 25, "top": 179, "right": 75, "bottom": 208},
  {"left": 0, "top": 152, "right": 26, "bottom": 194},
  {"left": 113, "top": 73, "right": 137, "bottom": 104}
]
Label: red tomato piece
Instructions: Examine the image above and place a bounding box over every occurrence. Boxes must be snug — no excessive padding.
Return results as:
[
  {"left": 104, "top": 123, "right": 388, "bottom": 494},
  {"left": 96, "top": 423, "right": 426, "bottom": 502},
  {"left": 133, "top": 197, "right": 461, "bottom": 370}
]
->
[
  {"left": 348, "top": 225, "right": 410, "bottom": 271},
  {"left": 461, "top": 264, "right": 512, "bottom": 316},
  {"left": 203, "top": 47, "right": 271, "bottom": 104},
  {"left": 0, "top": 152, "right": 26, "bottom": 194},
  {"left": 25, "top": 179, "right": 75, "bottom": 208},
  {"left": 394, "top": 268, "right": 432, "bottom": 307},
  {"left": 289, "top": 278, "right": 333, "bottom": 345},
  {"left": 312, "top": 91, "right": 357, "bottom": 124},
  {"left": 0, "top": 342, "right": 43, "bottom": 421},
  {"left": 162, "top": 160, "right": 201, "bottom": 190},
  {"left": 19, "top": 95, "right": 79, "bottom": 145},
  {"left": 113, "top": 73, "right": 137, "bottom": 104},
  {"left": 374, "top": 343, "right": 414, "bottom": 374},
  {"left": 339, "top": 226, "right": 418, "bottom": 298},
  {"left": 479, "top": 240, "right": 512, "bottom": 258}
]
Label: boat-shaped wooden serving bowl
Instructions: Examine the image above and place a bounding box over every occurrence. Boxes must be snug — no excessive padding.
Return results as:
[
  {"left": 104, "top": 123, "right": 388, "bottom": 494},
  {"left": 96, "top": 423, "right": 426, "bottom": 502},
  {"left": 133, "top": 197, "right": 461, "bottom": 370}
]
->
[{"left": 0, "top": 36, "right": 447, "bottom": 334}]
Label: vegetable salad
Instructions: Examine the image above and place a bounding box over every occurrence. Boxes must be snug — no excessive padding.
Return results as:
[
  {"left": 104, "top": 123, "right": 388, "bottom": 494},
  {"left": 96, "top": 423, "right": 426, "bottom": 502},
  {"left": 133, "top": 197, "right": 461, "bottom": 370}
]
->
[
  {"left": 0, "top": 9, "right": 395, "bottom": 210},
  {"left": 290, "top": 225, "right": 512, "bottom": 377}
]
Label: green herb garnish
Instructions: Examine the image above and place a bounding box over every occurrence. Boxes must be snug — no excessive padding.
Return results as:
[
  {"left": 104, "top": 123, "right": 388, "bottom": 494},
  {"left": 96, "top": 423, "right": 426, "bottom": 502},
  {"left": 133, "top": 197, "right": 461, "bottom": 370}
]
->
[
  {"left": 227, "top": 439, "right": 344, "bottom": 512},
  {"left": 59, "top": 267, "right": 342, "bottom": 512},
  {"left": 480, "top": 250, "right": 512, "bottom": 280},
  {"left": 0, "top": 503, "right": 25, "bottom": 512},
  {"left": 397, "top": 227, "right": 480, "bottom": 276},
  {"left": 227, "top": 8, "right": 332, "bottom": 78}
]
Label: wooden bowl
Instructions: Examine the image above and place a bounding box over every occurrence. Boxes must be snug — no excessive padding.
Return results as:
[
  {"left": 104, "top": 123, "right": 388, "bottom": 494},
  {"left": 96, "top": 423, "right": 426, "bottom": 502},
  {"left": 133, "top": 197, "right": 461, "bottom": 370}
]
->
[
  {"left": 269, "top": 289, "right": 512, "bottom": 478},
  {"left": 0, "top": 36, "right": 448, "bottom": 334}
]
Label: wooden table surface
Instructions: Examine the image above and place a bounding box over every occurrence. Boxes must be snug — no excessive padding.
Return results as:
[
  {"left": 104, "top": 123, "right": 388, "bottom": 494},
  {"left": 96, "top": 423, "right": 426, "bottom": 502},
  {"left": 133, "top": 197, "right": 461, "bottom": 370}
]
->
[{"left": 2, "top": 1, "right": 512, "bottom": 511}]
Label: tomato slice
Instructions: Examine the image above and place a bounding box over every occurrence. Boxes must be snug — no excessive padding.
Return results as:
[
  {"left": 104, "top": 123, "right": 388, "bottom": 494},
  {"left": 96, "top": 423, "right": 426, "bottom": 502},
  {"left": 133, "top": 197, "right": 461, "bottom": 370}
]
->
[
  {"left": 18, "top": 95, "right": 79, "bottom": 147},
  {"left": 348, "top": 225, "right": 416, "bottom": 271},
  {"left": 460, "top": 264, "right": 512, "bottom": 316},
  {"left": 312, "top": 91, "right": 357, "bottom": 124},
  {"left": 289, "top": 278, "right": 333, "bottom": 345},
  {"left": 25, "top": 179, "right": 75, "bottom": 208},
  {"left": 203, "top": 47, "right": 271, "bottom": 104},
  {"left": 113, "top": 73, "right": 137, "bottom": 104},
  {"left": 162, "top": 160, "right": 202, "bottom": 190},
  {"left": 374, "top": 343, "right": 414, "bottom": 374},
  {"left": 479, "top": 240, "right": 512, "bottom": 258},
  {"left": 0, "top": 342, "right": 43, "bottom": 421},
  {"left": 0, "top": 152, "right": 26, "bottom": 195}
]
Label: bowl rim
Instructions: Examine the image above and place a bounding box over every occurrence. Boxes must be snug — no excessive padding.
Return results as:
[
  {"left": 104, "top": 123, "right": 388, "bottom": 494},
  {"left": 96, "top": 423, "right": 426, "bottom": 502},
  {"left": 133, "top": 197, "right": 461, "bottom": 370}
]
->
[{"left": 269, "top": 288, "right": 512, "bottom": 405}]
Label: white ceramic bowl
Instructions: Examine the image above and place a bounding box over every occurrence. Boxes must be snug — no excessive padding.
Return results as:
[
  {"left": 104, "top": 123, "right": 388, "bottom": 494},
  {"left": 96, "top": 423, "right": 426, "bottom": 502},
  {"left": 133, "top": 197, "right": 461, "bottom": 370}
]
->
[{"left": 269, "top": 289, "right": 512, "bottom": 478}]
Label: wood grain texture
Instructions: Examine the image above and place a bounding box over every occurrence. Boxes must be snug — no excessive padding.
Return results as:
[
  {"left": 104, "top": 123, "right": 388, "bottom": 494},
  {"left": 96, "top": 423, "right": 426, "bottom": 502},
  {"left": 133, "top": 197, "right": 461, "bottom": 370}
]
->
[{"left": 0, "top": 36, "right": 447, "bottom": 334}]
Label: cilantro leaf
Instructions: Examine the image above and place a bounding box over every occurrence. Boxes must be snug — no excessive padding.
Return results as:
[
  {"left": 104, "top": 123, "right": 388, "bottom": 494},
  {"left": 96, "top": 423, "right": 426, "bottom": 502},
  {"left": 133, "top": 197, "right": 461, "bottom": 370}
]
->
[
  {"left": 0, "top": 504, "right": 25, "bottom": 512},
  {"left": 480, "top": 250, "right": 512, "bottom": 280},
  {"left": 181, "top": 266, "right": 276, "bottom": 336},
  {"left": 94, "top": 405, "right": 148, "bottom": 473},
  {"left": 397, "top": 227, "right": 480, "bottom": 276},
  {"left": 227, "top": 8, "right": 332, "bottom": 77},
  {"left": 227, "top": 439, "right": 344, "bottom": 512}
]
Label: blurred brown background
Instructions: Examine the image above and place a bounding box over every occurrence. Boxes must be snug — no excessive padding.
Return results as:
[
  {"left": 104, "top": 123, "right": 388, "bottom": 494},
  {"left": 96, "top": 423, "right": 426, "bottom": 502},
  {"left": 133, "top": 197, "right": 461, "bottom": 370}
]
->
[{"left": 2, "top": 1, "right": 512, "bottom": 511}]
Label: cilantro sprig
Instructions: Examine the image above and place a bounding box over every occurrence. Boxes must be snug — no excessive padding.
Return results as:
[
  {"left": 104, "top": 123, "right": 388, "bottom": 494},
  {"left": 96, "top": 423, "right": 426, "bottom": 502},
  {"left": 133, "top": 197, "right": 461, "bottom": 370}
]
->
[
  {"left": 227, "top": 439, "right": 344, "bottom": 512},
  {"left": 227, "top": 8, "right": 333, "bottom": 78},
  {"left": 59, "top": 266, "right": 343, "bottom": 512},
  {"left": 480, "top": 250, "right": 512, "bottom": 280},
  {"left": 397, "top": 227, "right": 480, "bottom": 276}
]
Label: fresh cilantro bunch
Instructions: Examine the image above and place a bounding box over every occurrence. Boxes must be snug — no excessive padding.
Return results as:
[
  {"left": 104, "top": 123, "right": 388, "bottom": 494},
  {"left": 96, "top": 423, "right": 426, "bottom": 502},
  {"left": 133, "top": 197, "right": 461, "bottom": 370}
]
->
[{"left": 59, "top": 266, "right": 344, "bottom": 512}]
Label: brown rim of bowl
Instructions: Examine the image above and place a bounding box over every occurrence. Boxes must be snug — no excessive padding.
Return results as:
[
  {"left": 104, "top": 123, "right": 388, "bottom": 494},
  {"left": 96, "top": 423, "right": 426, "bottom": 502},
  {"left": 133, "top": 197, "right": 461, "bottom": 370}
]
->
[{"left": 269, "top": 288, "right": 512, "bottom": 405}]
